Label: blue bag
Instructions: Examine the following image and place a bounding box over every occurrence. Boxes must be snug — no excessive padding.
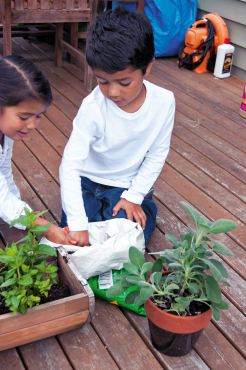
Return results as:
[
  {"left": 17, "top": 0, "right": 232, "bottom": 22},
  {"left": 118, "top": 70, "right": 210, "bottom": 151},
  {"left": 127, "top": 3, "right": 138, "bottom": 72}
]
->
[{"left": 112, "top": 1, "right": 197, "bottom": 57}]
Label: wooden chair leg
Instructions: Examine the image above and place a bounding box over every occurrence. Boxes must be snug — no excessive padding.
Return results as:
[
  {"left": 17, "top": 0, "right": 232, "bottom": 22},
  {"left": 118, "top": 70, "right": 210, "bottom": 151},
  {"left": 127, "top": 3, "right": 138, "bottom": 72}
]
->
[
  {"left": 70, "top": 22, "right": 78, "bottom": 65},
  {"left": 3, "top": 0, "right": 12, "bottom": 55},
  {"left": 84, "top": 62, "right": 96, "bottom": 93},
  {"left": 55, "top": 23, "right": 63, "bottom": 67}
]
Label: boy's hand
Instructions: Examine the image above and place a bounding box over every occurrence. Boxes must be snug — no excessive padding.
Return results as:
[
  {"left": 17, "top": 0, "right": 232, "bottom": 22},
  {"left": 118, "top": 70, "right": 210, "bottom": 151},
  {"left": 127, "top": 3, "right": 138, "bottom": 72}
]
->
[
  {"left": 112, "top": 199, "right": 146, "bottom": 229},
  {"left": 66, "top": 230, "right": 89, "bottom": 247}
]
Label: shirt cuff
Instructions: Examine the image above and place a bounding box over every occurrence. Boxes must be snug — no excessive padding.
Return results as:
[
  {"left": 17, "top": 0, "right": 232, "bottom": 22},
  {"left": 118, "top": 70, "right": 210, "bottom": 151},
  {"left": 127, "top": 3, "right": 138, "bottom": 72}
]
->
[
  {"left": 14, "top": 203, "right": 32, "bottom": 230},
  {"left": 121, "top": 190, "right": 144, "bottom": 205},
  {"left": 67, "top": 218, "right": 89, "bottom": 232}
]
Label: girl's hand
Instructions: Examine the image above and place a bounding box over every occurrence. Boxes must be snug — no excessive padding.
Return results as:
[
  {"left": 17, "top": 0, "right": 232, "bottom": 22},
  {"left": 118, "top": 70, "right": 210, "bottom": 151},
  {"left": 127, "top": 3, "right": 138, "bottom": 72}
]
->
[
  {"left": 112, "top": 199, "right": 146, "bottom": 229},
  {"left": 66, "top": 230, "right": 89, "bottom": 247},
  {"left": 44, "top": 224, "right": 68, "bottom": 244},
  {"left": 33, "top": 216, "right": 76, "bottom": 245}
]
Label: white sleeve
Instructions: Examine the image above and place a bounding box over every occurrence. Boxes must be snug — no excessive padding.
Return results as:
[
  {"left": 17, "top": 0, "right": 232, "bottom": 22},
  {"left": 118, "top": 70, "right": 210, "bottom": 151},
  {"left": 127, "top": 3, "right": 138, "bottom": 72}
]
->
[
  {"left": 121, "top": 98, "right": 175, "bottom": 204},
  {"left": 0, "top": 144, "right": 31, "bottom": 229},
  {"left": 59, "top": 104, "right": 98, "bottom": 231}
]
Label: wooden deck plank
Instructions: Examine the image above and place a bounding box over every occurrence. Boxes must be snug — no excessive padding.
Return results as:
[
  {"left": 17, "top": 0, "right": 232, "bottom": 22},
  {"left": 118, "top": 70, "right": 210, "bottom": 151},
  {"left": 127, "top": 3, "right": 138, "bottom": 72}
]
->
[
  {"left": 170, "top": 135, "right": 246, "bottom": 203},
  {"left": 194, "top": 323, "right": 246, "bottom": 370},
  {"left": 175, "top": 100, "right": 246, "bottom": 154},
  {"left": 168, "top": 149, "right": 246, "bottom": 223},
  {"left": 173, "top": 123, "right": 246, "bottom": 185},
  {"left": 176, "top": 114, "right": 246, "bottom": 166},
  {"left": 0, "top": 348, "right": 25, "bottom": 369},
  {"left": 149, "top": 67, "right": 246, "bottom": 140},
  {"left": 91, "top": 300, "right": 164, "bottom": 370},
  {"left": 0, "top": 35, "right": 245, "bottom": 368},
  {"left": 154, "top": 61, "right": 246, "bottom": 128},
  {"left": 58, "top": 324, "right": 120, "bottom": 370},
  {"left": 160, "top": 166, "right": 246, "bottom": 248},
  {"left": 19, "top": 337, "right": 73, "bottom": 370}
]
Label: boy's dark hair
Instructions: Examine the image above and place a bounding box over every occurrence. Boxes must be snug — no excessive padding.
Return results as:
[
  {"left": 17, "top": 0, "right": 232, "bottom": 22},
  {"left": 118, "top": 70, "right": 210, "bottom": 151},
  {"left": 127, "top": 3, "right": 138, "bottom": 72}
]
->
[
  {"left": 86, "top": 7, "right": 154, "bottom": 74},
  {"left": 0, "top": 55, "right": 52, "bottom": 107}
]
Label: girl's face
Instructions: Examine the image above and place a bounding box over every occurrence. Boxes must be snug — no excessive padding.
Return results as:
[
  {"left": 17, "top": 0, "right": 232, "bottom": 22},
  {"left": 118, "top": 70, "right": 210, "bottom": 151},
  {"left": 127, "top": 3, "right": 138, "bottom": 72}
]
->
[
  {"left": 0, "top": 99, "right": 48, "bottom": 141},
  {"left": 95, "top": 62, "right": 153, "bottom": 113}
]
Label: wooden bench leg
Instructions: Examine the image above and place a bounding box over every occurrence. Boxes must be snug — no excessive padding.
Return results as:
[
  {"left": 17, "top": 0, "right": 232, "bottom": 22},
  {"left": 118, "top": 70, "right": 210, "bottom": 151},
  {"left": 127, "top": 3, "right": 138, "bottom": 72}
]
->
[
  {"left": 3, "top": 0, "right": 12, "bottom": 55},
  {"left": 55, "top": 23, "right": 63, "bottom": 67}
]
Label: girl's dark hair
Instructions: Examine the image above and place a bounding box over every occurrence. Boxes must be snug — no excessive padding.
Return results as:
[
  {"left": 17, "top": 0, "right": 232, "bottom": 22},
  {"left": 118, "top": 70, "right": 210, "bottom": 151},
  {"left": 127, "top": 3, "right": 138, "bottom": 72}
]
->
[
  {"left": 86, "top": 7, "right": 155, "bottom": 74},
  {"left": 0, "top": 55, "right": 52, "bottom": 107}
]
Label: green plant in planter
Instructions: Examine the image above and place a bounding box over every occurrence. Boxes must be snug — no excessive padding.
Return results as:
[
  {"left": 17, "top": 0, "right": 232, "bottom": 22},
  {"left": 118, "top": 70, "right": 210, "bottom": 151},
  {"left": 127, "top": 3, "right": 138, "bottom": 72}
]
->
[
  {"left": 107, "top": 202, "right": 237, "bottom": 321},
  {"left": 0, "top": 209, "right": 58, "bottom": 314}
]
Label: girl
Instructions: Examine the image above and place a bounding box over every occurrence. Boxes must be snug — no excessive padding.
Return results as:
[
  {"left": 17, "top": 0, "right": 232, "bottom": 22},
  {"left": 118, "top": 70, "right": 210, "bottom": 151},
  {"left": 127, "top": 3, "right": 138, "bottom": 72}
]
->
[{"left": 0, "top": 55, "right": 67, "bottom": 243}]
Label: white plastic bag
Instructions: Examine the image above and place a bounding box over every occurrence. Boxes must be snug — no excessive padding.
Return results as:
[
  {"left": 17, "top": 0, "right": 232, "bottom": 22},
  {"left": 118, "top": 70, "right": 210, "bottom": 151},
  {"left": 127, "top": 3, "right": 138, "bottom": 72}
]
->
[{"left": 40, "top": 218, "right": 145, "bottom": 279}]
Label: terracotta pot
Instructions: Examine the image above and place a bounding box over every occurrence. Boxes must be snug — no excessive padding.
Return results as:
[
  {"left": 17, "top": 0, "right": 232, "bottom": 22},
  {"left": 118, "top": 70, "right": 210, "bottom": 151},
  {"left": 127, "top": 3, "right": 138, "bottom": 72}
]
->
[{"left": 145, "top": 299, "right": 212, "bottom": 356}]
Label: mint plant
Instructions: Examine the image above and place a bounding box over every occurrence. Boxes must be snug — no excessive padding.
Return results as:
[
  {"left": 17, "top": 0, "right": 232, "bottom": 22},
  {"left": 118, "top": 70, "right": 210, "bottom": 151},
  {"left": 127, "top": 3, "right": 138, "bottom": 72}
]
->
[
  {"left": 0, "top": 209, "right": 58, "bottom": 314},
  {"left": 107, "top": 202, "right": 237, "bottom": 321}
]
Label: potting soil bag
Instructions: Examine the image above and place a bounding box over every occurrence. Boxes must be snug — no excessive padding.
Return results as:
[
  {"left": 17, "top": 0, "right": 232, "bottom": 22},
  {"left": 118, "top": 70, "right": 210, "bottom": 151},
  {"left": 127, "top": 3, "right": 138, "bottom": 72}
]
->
[
  {"left": 88, "top": 268, "right": 146, "bottom": 316},
  {"left": 112, "top": 0, "right": 197, "bottom": 57},
  {"left": 39, "top": 218, "right": 145, "bottom": 279}
]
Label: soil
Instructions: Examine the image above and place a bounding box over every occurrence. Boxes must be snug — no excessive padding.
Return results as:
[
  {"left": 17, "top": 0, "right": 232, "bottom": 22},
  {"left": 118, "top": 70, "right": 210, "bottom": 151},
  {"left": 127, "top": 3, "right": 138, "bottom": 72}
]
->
[
  {"left": 152, "top": 296, "right": 209, "bottom": 316},
  {"left": 0, "top": 283, "right": 70, "bottom": 315}
]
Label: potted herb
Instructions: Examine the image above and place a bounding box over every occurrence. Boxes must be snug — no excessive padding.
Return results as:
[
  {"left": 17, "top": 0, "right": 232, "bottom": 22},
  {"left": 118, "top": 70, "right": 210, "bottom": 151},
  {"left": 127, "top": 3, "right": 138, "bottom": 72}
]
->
[
  {"left": 107, "top": 202, "right": 237, "bottom": 356},
  {"left": 0, "top": 209, "right": 94, "bottom": 351}
]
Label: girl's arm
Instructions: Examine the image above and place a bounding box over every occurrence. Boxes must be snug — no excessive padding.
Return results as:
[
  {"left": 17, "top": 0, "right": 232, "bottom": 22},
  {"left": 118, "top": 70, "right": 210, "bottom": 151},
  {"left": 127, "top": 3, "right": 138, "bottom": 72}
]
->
[{"left": 0, "top": 140, "right": 31, "bottom": 228}]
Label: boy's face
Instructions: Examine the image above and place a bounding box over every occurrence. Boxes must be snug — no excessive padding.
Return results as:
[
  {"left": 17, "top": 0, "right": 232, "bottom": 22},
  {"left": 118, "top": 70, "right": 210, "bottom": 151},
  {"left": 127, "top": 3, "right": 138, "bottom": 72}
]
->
[
  {"left": 0, "top": 99, "right": 48, "bottom": 141},
  {"left": 95, "top": 64, "right": 153, "bottom": 113}
]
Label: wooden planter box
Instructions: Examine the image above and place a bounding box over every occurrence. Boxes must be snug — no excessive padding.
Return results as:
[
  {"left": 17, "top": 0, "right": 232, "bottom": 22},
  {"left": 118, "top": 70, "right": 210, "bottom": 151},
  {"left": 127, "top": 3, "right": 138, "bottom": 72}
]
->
[{"left": 0, "top": 248, "right": 95, "bottom": 351}]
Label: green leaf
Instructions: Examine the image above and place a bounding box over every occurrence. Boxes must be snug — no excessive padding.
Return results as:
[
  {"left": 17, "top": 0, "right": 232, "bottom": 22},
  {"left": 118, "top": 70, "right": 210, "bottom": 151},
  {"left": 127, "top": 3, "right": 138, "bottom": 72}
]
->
[
  {"left": 152, "top": 258, "right": 163, "bottom": 273},
  {"left": 0, "top": 277, "right": 16, "bottom": 287},
  {"left": 125, "top": 290, "right": 139, "bottom": 304},
  {"left": 165, "top": 233, "right": 179, "bottom": 247},
  {"left": 31, "top": 224, "right": 50, "bottom": 234},
  {"left": 150, "top": 272, "right": 162, "bottom": 285},
  {"left": 211, "top": 240, "right": 234, "bottom": 256},
  {"left": 211, "top": 303, "right": 220, "bottom": 321},
  {"left": 202, "top": 258, "right": 228, "bottom": 280},
  {"left": 204, "top": 275, "right": 222, "bottom": 304},
  {"left": 180, "top": 201, "right": 209, "bottom": 227},
  {"left": 134, "top": 286, "right": 155, "bottom": 307},
  {"left": 209, "top": 219, "right": 237, "bottom": 234},
  {"left": 123, "top": 262, "right": 139, "bottom": 275},
  {"left": 209, "top": 259, "right": 228, "bottom": 278},
  {"left": 19, "top": 274, "right": 33, "bottom": 286},
  {"left": 188, "top": 282, "right": 200, "bottom": 294},
  {"left": 37, "top": 244, "right": 57, "bottom": 256},
  {"left": 129, "top": 247, "right": 145, "bottom": 268},
  {"left": 0, "top": 255, "right": 15, "bottom": 264},
  {"left": 141, "top": 262, "right": 153, "bottom": 275},
  {"left": 106, "top": 282, "right": 125, "bottom": 298},
  {"left": 10, "top": 295, "right": 21, "bottom": 310},
  {"left": 125, "top": 276, "right": 142, "bottom": 285}
]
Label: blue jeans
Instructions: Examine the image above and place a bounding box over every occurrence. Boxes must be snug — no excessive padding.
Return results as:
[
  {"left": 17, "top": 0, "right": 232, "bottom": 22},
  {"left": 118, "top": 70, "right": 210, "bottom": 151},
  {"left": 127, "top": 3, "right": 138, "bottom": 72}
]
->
[{"left": 60, "top": 177, "right": 157, "bottom": 243}]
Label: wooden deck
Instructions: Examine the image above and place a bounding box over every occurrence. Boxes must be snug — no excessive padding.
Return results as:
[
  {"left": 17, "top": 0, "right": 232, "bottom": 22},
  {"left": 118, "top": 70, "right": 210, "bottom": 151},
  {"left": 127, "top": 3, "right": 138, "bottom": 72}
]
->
[{"left": 0, "top": 37, "right": 245, "bottom": 369}]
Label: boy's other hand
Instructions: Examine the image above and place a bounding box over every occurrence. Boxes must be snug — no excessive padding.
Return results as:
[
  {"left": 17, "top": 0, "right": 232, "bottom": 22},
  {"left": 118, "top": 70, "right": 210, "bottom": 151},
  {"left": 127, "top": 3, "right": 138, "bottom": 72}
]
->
[
  {"left": 66, "top": 230, "right": 89, "bottom": 247},
  {"left": 112, "top": 199, "right": 146, "bottom": 229}
]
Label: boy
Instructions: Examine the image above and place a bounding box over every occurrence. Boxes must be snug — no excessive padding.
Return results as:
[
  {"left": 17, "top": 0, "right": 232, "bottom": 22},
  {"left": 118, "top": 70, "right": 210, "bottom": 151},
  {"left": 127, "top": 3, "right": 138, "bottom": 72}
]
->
[{"left": 60, "top": 7, "right": 175, "bottom": 246}]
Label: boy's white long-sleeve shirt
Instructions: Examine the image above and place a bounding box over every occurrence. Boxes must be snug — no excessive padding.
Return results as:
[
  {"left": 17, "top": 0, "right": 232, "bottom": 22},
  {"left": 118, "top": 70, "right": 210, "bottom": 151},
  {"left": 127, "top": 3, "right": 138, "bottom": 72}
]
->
[
  {"left": 60, "top": 80, "right": 175, "bottom": 231},
  {"left": 0, "top": 136, "right": 30, "bottom": 228}
]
